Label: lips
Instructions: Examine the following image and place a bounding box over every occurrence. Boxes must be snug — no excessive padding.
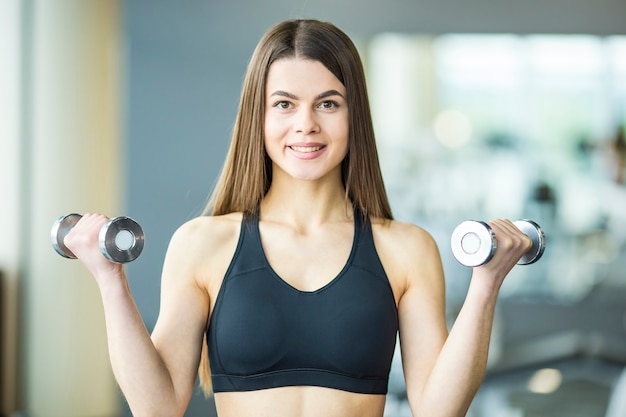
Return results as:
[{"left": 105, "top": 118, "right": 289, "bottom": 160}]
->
[
  {"left": 287, "top": 143, "right": 327, "bottom": 159},
  {"left": 289, "top": 145, "right": 324, "bottom": 153}
]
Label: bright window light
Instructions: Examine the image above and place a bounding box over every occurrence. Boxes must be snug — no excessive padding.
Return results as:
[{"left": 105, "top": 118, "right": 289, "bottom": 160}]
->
[
  {"left": 433, "top": 109, "right": 472, "bottom": 148},
  {"left": 528, "top": 368, "right": 563, "bottom": 394}
]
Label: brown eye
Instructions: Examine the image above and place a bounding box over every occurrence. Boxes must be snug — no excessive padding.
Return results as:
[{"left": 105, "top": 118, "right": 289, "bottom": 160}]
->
[
  {"left": 273, "top": 101, "right": 292, "bottom": 109},
  {"left": 319, "top": 100, "right": 339, "bottom": 110}
]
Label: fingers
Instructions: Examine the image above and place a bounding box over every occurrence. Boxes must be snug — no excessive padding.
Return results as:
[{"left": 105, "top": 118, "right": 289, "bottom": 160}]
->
[
  {"left": 63, "top": 213, "right": 131, "bottom": 278},
  {"left": 64, "top": 213, "right": 110, "bottom": 259},
  {"left": 77, "top": 213, "right": 110, "bottom": 229},
  {"left": 487, "top": 219, "right": 533, "bottom": 261}
]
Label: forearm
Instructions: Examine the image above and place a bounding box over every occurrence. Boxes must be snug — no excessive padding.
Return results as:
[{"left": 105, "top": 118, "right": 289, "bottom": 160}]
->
[
  {"left": 410, "top": 279, "right": 498, "bottom": 417},
  {"left": 97, "top": 273, "right": 183, "bottom": 417},
  {"left": 62, "top": 213, "right": 197, "bottom": 416}
]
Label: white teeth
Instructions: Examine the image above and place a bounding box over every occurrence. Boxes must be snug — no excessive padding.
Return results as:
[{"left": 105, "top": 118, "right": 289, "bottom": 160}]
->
[{"left": 290, "top": 146, "right": 322, "bottom": 153}]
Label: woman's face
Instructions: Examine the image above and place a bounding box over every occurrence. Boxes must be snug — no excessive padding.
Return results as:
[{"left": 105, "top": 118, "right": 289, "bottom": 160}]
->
[{"left": 264, "top": 58, "right": 349, "bottom": 183}]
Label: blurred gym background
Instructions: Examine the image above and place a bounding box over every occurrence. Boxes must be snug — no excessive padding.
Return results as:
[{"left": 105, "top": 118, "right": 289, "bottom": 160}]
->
[{"left": 1, "top": 1, "right": 625, "bottom": 416}]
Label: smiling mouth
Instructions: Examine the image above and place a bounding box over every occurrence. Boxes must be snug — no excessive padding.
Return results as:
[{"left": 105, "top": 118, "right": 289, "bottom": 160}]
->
[{"left": 289, "top": 145, "right": 324, "bottom": 153}]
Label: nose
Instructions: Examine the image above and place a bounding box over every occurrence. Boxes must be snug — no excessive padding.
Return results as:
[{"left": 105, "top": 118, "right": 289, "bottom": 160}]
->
[{"left": 294, "top": 108, "right": 319, "bottom": 134}]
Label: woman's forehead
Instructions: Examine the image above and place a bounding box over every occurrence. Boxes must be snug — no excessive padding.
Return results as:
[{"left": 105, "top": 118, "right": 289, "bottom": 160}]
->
[{"left": 266, "top": 58, "right": 345, "bottom": 97}]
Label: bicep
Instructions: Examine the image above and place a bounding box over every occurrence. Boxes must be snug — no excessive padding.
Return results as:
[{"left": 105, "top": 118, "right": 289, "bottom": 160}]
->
[
  {"left": 150, "top": 225, "right": 210, "bottom": 401},
  {"left": 397, "top": 231, "right": 448, "bottom": 399}
]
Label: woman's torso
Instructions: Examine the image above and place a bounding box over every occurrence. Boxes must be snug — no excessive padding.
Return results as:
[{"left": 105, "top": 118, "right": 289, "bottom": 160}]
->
[{"left": 198, "top": 211, "right": 415, "bottom": 417}]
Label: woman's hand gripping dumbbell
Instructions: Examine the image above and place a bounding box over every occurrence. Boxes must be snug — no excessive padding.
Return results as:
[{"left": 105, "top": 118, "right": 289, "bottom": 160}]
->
[
  {"left": 51, "top": 213, "right": 145, "bottom": 264},
  {"left": 451, "top": 219, "right": 545, "bottom": 267}
]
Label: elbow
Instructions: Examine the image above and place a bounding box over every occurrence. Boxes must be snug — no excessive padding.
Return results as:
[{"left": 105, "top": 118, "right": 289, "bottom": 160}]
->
[
  {"left": 130, "top": 408, "right": 185, "bottom": 417},
  {"left": 407, "top": 395, "right": 472, "bottom": 417},
  {"left": 126, "top": 399, "right": 186, "bottom": 417}
]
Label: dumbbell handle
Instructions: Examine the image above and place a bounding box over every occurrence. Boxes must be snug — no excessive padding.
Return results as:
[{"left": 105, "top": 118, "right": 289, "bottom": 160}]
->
[
  {"left": 51, "top": 213, "right": 145, "bottom": 263},
  {"left": 451, "top": 219, "right": 545, "bottom": 267}
]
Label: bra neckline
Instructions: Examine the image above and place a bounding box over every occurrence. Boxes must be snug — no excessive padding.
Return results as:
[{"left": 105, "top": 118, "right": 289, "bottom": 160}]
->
[{"left": 249, "top": 209, "right": 362, "bottom": 295}]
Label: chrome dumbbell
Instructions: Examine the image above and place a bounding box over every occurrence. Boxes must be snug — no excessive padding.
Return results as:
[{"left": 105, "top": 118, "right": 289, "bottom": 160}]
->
[
  {"left": 51, "top": 213, "right": 145, "bottom": 263},
  {"left": 451, "top": 219, "right": 545, "bottom": 267}
]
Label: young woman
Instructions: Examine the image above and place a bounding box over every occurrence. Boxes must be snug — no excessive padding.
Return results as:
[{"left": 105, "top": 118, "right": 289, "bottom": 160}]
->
[{"left": 65, "top": 19, "right": 532, "bottom": 417}]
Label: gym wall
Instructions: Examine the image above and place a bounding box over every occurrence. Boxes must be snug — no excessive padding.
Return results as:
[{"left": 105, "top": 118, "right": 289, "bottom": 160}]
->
[{"left": 1, "top": 1, "right": 121, "bottom": 417}]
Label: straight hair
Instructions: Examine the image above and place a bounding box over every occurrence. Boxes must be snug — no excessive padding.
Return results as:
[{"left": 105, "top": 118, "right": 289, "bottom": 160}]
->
[{"left": 198, "top": 19, "right": 393, "bottom": 396}]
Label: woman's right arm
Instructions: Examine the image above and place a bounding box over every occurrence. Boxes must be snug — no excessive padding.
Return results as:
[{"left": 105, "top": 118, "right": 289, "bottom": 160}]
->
[{"left": 65, "top": 214, "right": 211, "bottom": 417}]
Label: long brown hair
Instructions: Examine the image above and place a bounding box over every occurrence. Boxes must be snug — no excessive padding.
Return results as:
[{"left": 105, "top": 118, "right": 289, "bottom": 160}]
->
[{"left": 198, "top": 19, "right": 392, "bottom": 396}]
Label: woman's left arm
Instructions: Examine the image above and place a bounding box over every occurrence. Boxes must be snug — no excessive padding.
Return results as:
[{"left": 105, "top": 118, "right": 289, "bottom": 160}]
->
[{"left": 395, "top": 219, "right": 532, "bottom": 417}]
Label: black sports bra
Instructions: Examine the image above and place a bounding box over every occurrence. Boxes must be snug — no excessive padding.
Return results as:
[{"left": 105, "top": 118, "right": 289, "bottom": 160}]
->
[{"left": 207, "top": 209, "right": 398, "bottom": 394}]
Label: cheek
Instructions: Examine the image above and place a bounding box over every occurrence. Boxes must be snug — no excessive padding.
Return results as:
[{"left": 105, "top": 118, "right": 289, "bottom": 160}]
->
[
  {"left": 332, "top": 120, "right": 350, "bottom": 154},
  {"left": 263, "top": 120, "right": 282, "bottom": 161},
  {"left": 263, "top": 116, "right": 284, "bottom": 144}
]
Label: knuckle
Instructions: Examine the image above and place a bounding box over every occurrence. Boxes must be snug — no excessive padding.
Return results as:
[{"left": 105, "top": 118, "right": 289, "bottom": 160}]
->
[{"left": 499, "top": 236, "right": 514, "bottom": 250}]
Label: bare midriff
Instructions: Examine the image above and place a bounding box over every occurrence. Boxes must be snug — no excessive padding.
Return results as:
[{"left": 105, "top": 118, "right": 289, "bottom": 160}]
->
[{"left": 214, "top": 386, "right": 387, "bottom": 417}]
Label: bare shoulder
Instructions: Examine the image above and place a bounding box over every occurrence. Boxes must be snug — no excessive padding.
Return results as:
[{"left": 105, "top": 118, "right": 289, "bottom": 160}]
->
[
  {"left": 370, "top": 218, "right": 440, "bottom": 257},
  {"left": 163, "top": 213, "right": 243, "bottom": 291},
  {"left": 370, "top": 218, "right": 443, "bottom": 297},
  {"left": 171, "top": 212, "right": 243, "bottom": 248}
]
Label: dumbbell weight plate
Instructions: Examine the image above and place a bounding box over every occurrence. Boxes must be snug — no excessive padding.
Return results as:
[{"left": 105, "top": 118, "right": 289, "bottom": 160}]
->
[
  {"left": 98, "top": 216, "right": 145, "bottom": 263},
  {"left": 451, "top": 220, "right": 496, "bottom": 267},
  {"left": 50, "top": 213, "right": 82, "bottom": 259},
  {"left": 513, "top": 219, "right": 545, "bottom": 265}
]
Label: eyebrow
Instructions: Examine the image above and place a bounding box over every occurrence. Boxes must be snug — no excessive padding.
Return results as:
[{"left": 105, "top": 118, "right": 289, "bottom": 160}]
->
[{"left": 269, "top": 89, "right": 345, "bottom": 100}]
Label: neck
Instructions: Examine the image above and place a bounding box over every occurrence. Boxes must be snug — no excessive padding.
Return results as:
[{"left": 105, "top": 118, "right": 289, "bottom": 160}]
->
[{"left": 260, "top": 172, "right": 352, "bottom": 227}]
